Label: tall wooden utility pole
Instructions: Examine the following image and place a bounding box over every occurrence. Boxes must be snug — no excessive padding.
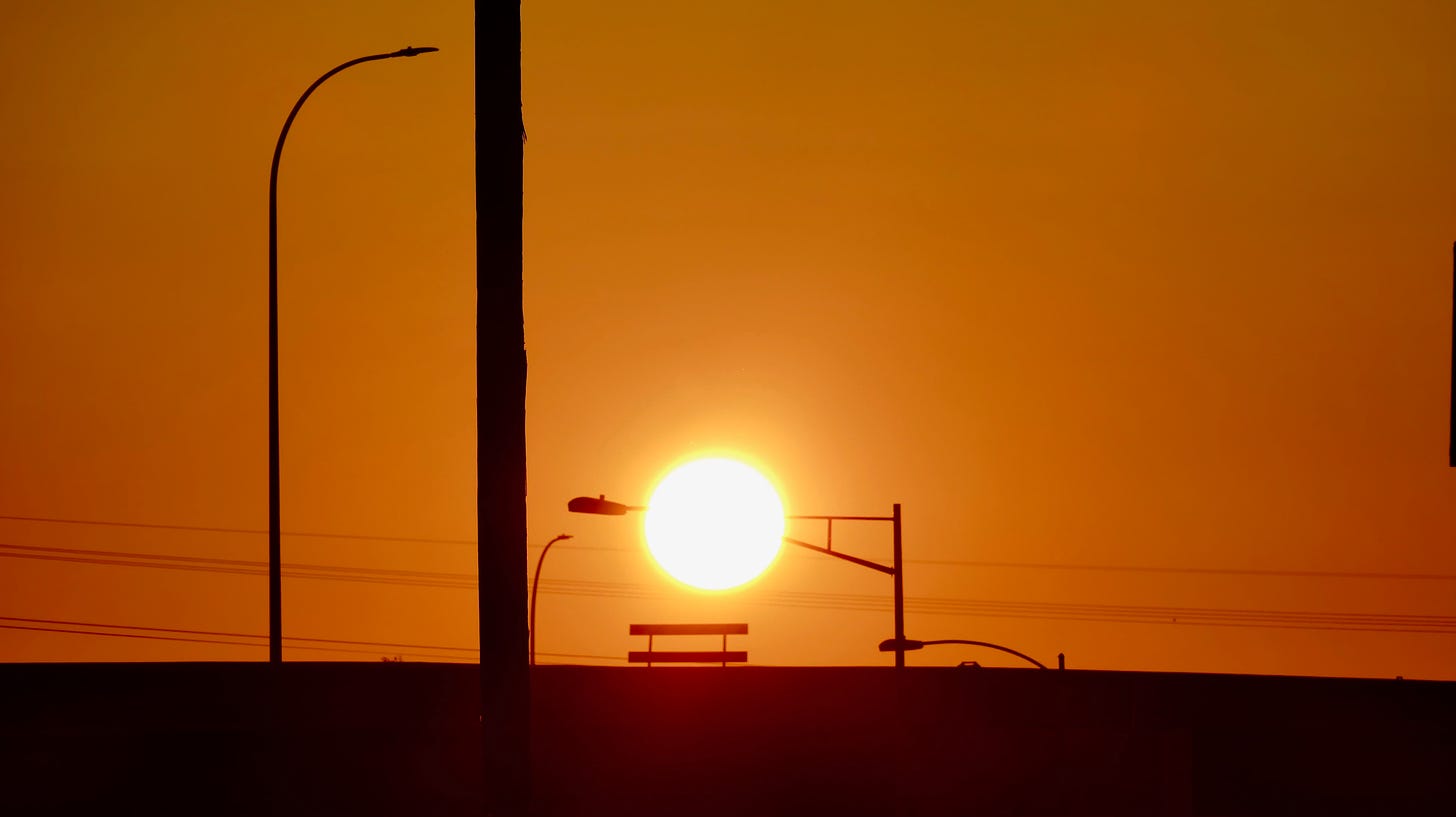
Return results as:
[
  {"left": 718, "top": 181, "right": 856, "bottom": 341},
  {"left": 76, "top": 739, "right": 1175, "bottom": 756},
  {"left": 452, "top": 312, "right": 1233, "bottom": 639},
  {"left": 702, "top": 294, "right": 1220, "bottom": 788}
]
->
[{"left": 476, "top": 4, "right": 528, "bottom": 815}]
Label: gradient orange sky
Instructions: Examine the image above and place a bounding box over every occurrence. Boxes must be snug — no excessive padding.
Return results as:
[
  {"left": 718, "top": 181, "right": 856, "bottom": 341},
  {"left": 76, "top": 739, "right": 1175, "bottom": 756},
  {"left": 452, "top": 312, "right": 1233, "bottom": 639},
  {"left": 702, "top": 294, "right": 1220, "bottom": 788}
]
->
[{"left": 1, "top": 0, "right": 1454, "bottom": 678}]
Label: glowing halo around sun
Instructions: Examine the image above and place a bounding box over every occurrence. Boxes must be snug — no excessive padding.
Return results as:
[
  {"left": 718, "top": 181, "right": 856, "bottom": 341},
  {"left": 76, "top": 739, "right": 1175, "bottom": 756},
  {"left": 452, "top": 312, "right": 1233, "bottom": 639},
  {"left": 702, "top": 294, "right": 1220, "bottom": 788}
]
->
[{"left": 643, "top": 458, "right": 786, "bottom": 591}]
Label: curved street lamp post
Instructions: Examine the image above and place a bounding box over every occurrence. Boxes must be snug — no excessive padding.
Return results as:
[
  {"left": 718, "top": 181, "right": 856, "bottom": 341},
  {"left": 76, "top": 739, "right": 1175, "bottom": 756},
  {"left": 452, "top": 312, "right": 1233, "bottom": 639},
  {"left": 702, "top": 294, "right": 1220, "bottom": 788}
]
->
[
  {"left": 529, "top": 533, "right": 574, "bottom": 666},
  {"left": 268, "top": 46, "right": 438, "bottom": 663}
]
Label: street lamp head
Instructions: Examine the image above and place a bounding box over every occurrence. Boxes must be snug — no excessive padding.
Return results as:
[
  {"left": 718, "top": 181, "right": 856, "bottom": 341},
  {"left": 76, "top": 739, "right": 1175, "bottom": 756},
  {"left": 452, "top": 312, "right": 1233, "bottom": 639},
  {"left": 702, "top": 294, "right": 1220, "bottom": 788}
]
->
[
  {"left": 567, "top": 495, "right": 634, "bottom": 516},
  {"left": 878, "top": 638, "right": 925, "bottom": 653},
  {"left": 392, "top": 46, "right": 440, "bottom": 57}
]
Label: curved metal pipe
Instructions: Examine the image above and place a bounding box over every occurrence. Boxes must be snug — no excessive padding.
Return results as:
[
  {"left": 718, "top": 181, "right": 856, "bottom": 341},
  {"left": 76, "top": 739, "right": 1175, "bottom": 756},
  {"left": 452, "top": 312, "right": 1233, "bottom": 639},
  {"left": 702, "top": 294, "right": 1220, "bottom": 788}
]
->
[
  {"left": 879, "top": 637, "right": 1048, "bottom": 669},
  {"left": 268, "top": 46, "right": 437, "bottom": 663},
  {"left": 529, "top": 534, "right": 573, "bottom": 665},
  {"left": 923, "top": 639, "right": 1048, "bottom": 670}
]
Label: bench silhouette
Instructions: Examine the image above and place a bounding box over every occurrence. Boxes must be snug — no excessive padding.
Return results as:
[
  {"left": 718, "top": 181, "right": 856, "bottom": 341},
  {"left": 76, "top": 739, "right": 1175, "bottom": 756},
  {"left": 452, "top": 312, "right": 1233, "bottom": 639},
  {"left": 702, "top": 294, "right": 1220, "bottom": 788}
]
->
[{"left": 628, "top": 623, "right": 748, "bottom": 667}]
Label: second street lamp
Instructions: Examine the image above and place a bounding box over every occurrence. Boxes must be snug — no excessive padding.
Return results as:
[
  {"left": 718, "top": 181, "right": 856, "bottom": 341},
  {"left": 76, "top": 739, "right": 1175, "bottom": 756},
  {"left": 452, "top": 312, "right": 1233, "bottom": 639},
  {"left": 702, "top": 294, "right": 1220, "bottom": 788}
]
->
[
  {"left": 268, "top": 46, "right": 438, "bottom": 663},
  {"left": 529, "top": 533, "right": 574, "bottom": 666}
]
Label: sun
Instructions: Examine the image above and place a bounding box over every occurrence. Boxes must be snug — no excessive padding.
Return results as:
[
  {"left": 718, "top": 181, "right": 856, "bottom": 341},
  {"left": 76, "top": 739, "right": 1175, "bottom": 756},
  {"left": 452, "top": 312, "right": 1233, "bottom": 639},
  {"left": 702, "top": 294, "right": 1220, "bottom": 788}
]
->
[{"left": 643, "top": 457, "right": 785, "bottom": 591}]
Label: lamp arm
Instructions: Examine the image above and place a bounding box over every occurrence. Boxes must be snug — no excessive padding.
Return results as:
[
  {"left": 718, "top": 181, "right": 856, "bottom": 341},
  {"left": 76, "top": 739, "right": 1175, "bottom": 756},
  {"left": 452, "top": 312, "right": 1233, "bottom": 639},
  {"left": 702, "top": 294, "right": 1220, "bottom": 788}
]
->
[
  {"left": 922, "top": 639, "right": 1047, "bottom": 670},
  {"left": 783, "top": 536, "right": 895, "bottom": 576},
  {"left": 529, "top": 534, "right": 572, "bottom": 665}
]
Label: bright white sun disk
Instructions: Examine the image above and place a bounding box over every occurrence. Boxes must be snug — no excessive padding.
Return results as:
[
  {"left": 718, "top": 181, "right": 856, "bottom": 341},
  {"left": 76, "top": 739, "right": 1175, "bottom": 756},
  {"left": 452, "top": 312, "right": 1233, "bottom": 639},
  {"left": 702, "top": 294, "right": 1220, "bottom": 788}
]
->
[{"left": 644, "top": 458, "right": 785, "bottom": 591}]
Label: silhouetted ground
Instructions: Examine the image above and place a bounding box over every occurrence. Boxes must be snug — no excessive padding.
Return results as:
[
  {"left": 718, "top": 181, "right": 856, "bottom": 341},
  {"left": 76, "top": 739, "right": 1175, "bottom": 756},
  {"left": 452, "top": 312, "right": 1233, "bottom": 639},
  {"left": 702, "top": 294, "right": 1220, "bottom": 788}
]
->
[{"left": 0, "top": 662, "right": 1451, "bottom": 815}]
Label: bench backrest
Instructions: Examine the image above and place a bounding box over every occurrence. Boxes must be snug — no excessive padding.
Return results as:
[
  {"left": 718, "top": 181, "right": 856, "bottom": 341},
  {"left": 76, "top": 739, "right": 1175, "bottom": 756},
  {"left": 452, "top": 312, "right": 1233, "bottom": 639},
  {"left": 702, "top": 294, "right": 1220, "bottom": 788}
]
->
[{"left": 628, "top": 623, "right": 748, "bottom": 666}]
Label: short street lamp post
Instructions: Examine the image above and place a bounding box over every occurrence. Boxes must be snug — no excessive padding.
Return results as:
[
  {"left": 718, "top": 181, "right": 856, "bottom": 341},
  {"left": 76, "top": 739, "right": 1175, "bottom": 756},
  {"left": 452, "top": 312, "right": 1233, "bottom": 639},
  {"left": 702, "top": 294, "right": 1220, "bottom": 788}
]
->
[{"left": 529, "top": 534, "right": 574, "bottom": 666}]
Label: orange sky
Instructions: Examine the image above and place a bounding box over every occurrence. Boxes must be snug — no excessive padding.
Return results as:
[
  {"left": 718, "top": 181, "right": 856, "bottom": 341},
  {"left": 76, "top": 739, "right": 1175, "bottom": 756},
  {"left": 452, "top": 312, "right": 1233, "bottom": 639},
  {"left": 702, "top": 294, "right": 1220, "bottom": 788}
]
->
[{"left": 1, "top": 0, "right": 1454, "bottom": 678}]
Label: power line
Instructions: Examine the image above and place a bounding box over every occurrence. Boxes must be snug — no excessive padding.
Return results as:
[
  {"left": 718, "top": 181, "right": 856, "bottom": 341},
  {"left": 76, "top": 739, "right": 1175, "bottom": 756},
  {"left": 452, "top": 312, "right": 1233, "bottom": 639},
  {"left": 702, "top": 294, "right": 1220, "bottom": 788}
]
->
[
  {"left": 536, "top": 651, "right": 626, "bottom": 662},
  {"left": 0, "top": 514, "right": 475, "bottom": 547},
  {"left": 904, "top": 557, "right": 1456, "bottom": 583},
  {"left": 0, "top": 541, "right": 606, "bottom": 593},
  {"left": 0, "top": 615, "right": 606, "bottom": 663},
  {"left": 0, "top": 547, "right": 475, "bottom": 591},
  {"left": 0, "top": 615, "right": 477, "bottom": 653},
  {"left": 7, "top": 541, "right": 1453, "bottom": 636},
  {"left": 5, "top": 540, "right": 1454, "bottom": 637},
  {"left": 8, "top": 512, "right": 1454, "bottom": 581},
  {"left": 534, "top": 577, "right": 1456, "bottom": 636},
  {"left": 0, "top": 623, "right": 260, "bottom": 650},
  {"left": 0, "top": 624, "right": 471, "bottom": 662},
  {"left": 0, "top": 542, "right": 475, "bottom": 581},
  {"left": 0, "top": 623, "right": 463, "bottom": 659},
  {"left": 0, "top": 615, "right": 477, "bottom": 660}
]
